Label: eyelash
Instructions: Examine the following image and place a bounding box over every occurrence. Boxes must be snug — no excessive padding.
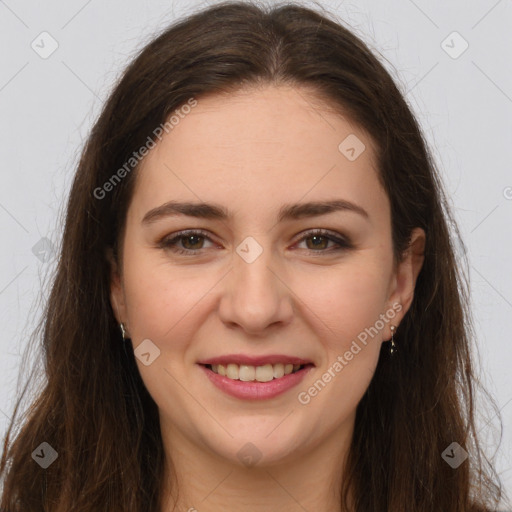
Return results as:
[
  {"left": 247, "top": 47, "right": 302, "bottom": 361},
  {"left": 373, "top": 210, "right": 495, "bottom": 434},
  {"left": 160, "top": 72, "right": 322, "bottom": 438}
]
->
[{"left": 157, "top": 229, "right": 352, "bottom": 256}]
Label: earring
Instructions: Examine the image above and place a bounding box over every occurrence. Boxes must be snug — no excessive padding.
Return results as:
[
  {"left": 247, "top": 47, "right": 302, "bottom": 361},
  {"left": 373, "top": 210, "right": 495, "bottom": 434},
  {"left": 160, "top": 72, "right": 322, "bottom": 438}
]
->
[
  {"left": 119, "top": 322, "right": 128, "bottom": 340},
  {"left": 389, "top": 325, "right": 397, "bottom": 355}
]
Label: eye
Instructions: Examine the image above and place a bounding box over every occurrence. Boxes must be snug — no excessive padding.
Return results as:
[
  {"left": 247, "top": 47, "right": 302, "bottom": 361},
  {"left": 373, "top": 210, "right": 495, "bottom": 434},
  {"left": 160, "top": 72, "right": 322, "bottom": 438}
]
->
[
  {"left": 157, "top": 229, "right": 352, "bottom": 256},
  {"left": 294, "top": 229, "right": 352, "bottom": 253},
  {"left": 157, "top": 229, "right": 215, "bottom": 255}
]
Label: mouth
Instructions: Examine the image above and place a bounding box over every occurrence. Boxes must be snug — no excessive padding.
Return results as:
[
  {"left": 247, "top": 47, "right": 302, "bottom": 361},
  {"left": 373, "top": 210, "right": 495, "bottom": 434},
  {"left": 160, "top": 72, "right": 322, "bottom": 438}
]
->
[
  {"left": 197, "top": 354, "right": 315, "bottom": 400},
  {"left": 202, "top": 362, "right": 313, "bottom": 383}
]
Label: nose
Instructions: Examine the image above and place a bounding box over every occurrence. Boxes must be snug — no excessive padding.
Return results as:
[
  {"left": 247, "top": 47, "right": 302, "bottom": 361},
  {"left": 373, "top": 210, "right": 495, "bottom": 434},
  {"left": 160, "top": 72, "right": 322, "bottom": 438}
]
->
[{"left": 218, "top": 244, "right": 294, "bottom": 335}]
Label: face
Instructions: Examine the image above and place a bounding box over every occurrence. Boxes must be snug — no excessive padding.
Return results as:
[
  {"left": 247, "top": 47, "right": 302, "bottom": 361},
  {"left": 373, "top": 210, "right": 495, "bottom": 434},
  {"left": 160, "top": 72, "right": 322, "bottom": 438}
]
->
[{"left": 110, "top": 84, "right": 424, "bottom": 469}]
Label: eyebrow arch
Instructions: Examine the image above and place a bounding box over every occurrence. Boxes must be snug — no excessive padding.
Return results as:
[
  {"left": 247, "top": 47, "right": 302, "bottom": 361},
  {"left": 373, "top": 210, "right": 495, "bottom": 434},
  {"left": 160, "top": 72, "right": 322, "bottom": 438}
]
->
[{"left": 141, "top": 199, "right": 369, "bottom": 225}]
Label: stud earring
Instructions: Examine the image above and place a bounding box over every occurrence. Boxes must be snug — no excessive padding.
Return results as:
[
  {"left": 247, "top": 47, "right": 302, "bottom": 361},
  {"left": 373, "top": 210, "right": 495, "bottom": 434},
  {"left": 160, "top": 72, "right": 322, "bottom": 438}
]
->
[{"left": 389, "top": 325, "right": 397, "bottom": 355}]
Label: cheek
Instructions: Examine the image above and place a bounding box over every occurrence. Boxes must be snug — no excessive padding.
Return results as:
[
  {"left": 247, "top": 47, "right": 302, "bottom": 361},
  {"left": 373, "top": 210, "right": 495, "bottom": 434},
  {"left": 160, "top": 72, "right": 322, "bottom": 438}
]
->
[
  {"left": 294, "top": 259, "right": 390, "bottom": 344},
  {"left": 292, "top": 265, "right": 388, "bottom": 427},
  {"left": 121, "top": 239, "right": 181, "bottom": 340},
  {"left": 121, "top": 245, "right": 221, "bottom": 346},
  {"left": 295, "top": 267, "right": 388, "bottom": 413}
]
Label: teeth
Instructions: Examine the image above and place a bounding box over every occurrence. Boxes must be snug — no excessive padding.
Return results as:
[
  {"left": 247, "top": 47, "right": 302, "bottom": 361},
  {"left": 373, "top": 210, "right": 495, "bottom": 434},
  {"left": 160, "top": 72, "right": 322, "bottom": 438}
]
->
[
  {"left": 226, "top": 364, "right": 239, "bottom": 379},
  {"left": 209, "top": 362, "right": 304, "bottom": 382},
  {"left": 239, "top": 365, "right": 256, "bottom": 381},
  {"left": 255, "top": 364, "right": 274, "bottom": 382},
  {"left": 273, "top": 363, "right": 284, "bottom": 378}
]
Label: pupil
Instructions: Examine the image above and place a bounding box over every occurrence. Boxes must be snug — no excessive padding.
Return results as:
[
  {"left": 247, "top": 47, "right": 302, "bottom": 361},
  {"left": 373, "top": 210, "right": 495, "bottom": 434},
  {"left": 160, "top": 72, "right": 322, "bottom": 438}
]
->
[
  {"left": 308, "top": 235, "right": 326, "bottom": 249},
  {"left": 184, "top": 235, "right": 202, "bottom": 249}
]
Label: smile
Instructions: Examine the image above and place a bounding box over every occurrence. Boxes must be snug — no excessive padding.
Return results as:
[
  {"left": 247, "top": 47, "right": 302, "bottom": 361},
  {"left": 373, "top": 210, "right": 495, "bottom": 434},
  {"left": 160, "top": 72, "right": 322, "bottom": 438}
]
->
[
  {"left": 206, "top": 363, "right": 305, "bottom": 382},
  {"left": 198, "top": 362, "right": 315, "bottom": 400}
]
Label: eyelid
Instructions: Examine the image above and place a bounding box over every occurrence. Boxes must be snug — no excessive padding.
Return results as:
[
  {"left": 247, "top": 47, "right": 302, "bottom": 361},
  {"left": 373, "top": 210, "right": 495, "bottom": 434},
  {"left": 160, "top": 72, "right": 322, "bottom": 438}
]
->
[
  {"left": 292, "top": 229, "right": 352, "bottom": 254},
  {"left": 157, "top": 229, "right": 217, "bottom": 251},
  {"left": 157, "top": 228, "right": 352, "bottom": 255}
]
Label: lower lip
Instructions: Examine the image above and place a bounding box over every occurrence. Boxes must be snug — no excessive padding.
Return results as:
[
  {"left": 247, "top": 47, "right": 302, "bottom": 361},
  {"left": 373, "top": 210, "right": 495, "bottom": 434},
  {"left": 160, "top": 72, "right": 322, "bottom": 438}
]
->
[{"left": 199, "top": 364, "right": 314, "bottom": 400}]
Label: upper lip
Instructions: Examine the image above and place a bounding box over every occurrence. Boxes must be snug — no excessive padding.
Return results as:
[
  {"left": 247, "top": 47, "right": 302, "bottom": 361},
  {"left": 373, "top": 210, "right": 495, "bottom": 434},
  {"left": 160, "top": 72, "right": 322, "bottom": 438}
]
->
[{"left": 197, "top": 354, "right": 314, "bottom": 366}]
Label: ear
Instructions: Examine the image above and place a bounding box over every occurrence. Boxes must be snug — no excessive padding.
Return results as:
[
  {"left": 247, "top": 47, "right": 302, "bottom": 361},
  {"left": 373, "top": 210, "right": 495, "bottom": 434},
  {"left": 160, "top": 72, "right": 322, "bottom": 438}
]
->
[
  {"left": 385, "top": 227, "right": 426, "bottom": 339},
  {"left": 106, "top": 248, "right": 127, "bottom": 325}
]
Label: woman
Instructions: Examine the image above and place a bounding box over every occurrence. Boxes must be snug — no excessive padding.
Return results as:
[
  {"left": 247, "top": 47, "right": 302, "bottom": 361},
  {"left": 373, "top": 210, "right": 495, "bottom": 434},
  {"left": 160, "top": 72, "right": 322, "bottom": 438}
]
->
[{"left": 0, "top": 2, "right": 506, "bottom": 511}]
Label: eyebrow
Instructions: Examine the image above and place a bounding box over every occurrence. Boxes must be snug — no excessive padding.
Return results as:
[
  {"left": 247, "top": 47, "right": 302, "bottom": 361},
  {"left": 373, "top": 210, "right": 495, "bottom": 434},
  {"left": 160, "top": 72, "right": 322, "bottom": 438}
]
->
[{"left": 141, "top": 199, "right": 369, "bottom": 225}]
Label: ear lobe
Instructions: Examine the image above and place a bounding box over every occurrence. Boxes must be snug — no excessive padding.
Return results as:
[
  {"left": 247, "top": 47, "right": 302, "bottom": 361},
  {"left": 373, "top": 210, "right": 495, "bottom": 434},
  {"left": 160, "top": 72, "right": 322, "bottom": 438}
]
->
[
  {"left": 106, "top": 248, "right": 126, "bottom": 324},
  {"left": 387, "top": 227, "right": 426, "bottom": 328}
]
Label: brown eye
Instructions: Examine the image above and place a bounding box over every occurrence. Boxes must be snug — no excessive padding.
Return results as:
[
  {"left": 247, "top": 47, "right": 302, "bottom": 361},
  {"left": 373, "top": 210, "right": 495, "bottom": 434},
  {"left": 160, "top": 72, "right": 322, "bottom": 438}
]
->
[
  {"left": 158, "top": 229, "right": 352, "bottom": 256},
  {"left": 158, "top": 229, "right": 215, "bottom": 255},
  {"left": 179, "top": 234, "right": 205, "bottom": 250},
  {"left": 296, "top": 230, "right": 352, "bottom": 253},
  {"left": 304, "top": 234, "right": 330, "bottom": 250}
]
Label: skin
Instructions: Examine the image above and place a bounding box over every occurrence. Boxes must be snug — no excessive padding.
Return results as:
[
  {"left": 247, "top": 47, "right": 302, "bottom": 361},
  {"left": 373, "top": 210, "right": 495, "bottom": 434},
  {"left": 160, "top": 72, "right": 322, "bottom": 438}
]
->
[{"left": 109, "top": 84, "right": 425, "bottom": 512}]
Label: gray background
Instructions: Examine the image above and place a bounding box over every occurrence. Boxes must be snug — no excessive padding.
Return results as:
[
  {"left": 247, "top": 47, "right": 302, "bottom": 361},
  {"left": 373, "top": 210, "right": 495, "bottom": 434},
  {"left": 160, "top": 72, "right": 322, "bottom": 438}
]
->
[{"left": 1, "top": 0, "right": 511, "bottom": 505}]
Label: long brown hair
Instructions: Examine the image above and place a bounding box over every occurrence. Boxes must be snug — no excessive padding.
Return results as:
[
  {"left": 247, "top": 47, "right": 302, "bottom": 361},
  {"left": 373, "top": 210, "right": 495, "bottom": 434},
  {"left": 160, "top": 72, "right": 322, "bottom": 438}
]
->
[{"left": 1, "top": 2, "right": 505, "bottom": 510}]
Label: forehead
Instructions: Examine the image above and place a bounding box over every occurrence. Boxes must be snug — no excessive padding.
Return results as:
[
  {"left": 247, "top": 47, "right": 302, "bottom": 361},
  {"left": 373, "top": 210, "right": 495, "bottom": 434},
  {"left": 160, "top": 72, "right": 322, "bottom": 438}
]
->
[{"left": 131, "top": 84, "right": 386, "bottom": 224}]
